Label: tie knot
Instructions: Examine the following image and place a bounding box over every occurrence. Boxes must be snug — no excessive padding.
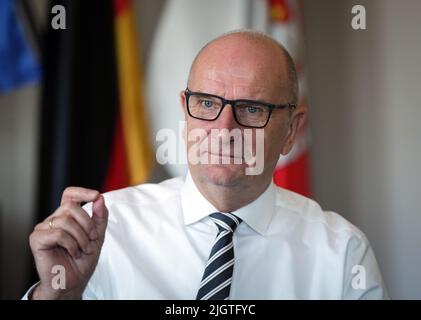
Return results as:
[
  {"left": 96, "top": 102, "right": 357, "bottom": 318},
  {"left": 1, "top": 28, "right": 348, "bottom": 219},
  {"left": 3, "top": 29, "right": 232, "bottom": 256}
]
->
[{"left": 209, "top": 212, "right": 242, "bottom": 233}]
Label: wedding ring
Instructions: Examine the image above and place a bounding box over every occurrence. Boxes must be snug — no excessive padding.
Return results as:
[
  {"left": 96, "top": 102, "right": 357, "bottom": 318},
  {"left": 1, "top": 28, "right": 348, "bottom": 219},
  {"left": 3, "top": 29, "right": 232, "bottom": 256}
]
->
[{"left": 48, "top": 217, "right": 55, "bottom": 230}]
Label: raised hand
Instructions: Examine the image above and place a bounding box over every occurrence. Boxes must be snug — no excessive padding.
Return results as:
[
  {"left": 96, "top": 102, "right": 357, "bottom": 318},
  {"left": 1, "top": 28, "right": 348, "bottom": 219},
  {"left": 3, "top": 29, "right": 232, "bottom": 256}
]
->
[{"left": 29, "top": 187, "right": 108, "bottom": 299}]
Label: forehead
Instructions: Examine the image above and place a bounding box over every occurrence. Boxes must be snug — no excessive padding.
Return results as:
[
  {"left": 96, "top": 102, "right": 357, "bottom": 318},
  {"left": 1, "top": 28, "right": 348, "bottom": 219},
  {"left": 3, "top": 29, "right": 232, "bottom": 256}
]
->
[
  {"left": 192, "top": 67, "right": 269, "bottom": 99},
  {"left": 189, "top": 36, "right": 287, "bottom": 99}
]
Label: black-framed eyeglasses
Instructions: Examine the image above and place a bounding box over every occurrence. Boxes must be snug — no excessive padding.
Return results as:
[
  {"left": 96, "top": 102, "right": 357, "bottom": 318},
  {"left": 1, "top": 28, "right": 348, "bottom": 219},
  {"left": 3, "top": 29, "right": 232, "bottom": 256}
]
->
[{"left": 184, "top": 88, "right": 296, "bottom": 128}]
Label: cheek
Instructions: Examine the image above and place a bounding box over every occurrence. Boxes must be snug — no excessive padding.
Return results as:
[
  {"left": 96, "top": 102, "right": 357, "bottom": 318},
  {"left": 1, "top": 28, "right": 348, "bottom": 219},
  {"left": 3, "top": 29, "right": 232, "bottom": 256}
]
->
[
  {"left": 263, "top": 124, "right": 288, "bottom": 158},
  {"left": 185, "top": 119, "right": 212, "bottom": 146},
  {"left": 186, "top": 117, "right": 213, "bottom": 131}
]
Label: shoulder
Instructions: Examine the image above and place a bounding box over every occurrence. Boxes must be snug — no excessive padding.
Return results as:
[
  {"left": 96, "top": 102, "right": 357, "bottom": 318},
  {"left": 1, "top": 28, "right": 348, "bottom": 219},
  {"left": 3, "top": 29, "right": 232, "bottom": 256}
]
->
[
  {"left": 272, "top": 187, "right": 387, "bottom": 299},
  {"left": 273, "top": 186, "right": 367, "bottom": 243}
]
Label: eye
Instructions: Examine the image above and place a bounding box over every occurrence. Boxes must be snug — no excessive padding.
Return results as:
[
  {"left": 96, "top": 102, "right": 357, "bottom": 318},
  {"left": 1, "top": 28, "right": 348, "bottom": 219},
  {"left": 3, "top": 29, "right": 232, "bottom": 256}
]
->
[
  {"left": 200, "top": 100, "right": 214, "bottom": 108},
  {"left": 247, "top": 106, "right": 258, "bottom": 113},
  {"left": 242, "top": 105, "right": 265, "bottom": 114}
]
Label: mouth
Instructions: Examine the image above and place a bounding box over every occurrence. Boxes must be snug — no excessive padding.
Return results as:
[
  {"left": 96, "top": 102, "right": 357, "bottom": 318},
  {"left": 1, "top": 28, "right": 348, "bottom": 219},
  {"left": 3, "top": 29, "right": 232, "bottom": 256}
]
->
[{"left": 206, "top": 151, "right": 243, "bottom": 160}]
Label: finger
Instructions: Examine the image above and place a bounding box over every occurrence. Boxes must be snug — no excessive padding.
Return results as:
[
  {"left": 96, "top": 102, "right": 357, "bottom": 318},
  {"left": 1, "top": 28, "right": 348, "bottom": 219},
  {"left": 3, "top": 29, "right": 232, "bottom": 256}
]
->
[
  {"left": 61, "top": 187, "right": 100, "bottom": 206},
  {"left": 55, "top": 203, "right": 97, "bottom": 240},
  {"left": 45, "top": 215, "right": 93, "bottom": 255},
  {"left": 92, "top": 195, "right": 108, "bottom": 242},
  {"left": 30, "top": 229, "right": 81, "bottom": 260}
]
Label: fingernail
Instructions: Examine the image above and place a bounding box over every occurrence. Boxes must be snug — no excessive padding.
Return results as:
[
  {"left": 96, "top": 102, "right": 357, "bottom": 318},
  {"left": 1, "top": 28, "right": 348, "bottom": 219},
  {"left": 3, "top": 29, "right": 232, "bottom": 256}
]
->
[{"left": 89, "top": 191, "right": 99, "bottom": 199}]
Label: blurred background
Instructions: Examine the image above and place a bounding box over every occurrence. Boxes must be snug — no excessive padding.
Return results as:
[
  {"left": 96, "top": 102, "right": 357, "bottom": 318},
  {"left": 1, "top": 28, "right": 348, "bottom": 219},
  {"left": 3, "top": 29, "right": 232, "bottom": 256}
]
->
[{"left": 1, "top": 0, "right": 420, "bottom": 299}]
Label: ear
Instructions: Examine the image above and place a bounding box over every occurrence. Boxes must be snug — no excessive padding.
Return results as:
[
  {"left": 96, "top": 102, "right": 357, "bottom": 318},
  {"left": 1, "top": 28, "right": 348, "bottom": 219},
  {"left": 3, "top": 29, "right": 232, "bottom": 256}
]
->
[
  {"left": 180, "top": 90, "right": 187, "bottom": 115},
  {"left": 281, "top": 105, "right": 307, "bottom": 155},
  {"left": 180, "top": 90, "right": 188, "bottom": 143}
]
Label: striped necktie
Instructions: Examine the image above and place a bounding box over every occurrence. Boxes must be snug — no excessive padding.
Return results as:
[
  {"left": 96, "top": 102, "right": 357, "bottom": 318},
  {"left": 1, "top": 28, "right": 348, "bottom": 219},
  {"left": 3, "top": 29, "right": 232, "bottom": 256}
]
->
[{"left": 196, "top": 212, "right": 242, "bottom": 300}]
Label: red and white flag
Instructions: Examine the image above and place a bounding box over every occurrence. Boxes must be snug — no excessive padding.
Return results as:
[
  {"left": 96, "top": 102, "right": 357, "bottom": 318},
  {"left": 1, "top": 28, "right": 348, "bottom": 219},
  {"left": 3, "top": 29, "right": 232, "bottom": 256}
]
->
[{"left": 266, "top": 0, "right": 311, "bottom": 197}]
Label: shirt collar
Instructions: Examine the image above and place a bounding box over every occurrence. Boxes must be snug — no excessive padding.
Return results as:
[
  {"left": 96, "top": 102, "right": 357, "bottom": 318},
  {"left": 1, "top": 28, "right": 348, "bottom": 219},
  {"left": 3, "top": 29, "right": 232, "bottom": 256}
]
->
[{"left": 181, "top": 171, "right": 276, "bottom": 236}]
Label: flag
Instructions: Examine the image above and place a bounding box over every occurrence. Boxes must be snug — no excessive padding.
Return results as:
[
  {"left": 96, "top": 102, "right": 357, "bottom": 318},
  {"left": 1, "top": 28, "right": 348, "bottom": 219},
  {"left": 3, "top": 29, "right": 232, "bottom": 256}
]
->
[
  {"left": 104, "top": 0, "right": 154, "bottom": 191},
  {"left": 37, "top": 0, "right": 152, "bottom": 223},
  {"left": 147, "top": 0, "right": 311, "bottom": 196},
  {"left": 37, "top": 0, "right": 117, "bottom": 222},
  {"left": 0, "top": 0, "right": 40, "bottom": 93},
  {"left": 268, "top": 0, "right": 312, "bottom": 197}
]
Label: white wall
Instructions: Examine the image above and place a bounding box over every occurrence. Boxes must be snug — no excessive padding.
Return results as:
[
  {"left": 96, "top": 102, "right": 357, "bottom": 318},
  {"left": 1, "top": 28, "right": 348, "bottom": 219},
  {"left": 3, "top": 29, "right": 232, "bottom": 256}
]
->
[{"left": 303, "top": 0, "right": 421, "bottom": 298}]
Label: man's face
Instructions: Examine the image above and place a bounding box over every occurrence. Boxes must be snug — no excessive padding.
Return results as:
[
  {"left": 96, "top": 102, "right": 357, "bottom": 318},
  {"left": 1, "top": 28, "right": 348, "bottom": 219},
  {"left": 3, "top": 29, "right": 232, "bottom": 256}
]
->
[{"left": 180, "top": 37, "right": 301, "bottom": 190}]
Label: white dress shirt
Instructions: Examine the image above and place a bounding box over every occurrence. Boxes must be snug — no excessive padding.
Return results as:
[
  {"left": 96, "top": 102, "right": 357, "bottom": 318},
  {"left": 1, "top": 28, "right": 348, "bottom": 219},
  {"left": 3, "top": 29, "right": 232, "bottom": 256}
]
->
[{"left": 25, "top": 172, "right": 388, "bottom": 299}]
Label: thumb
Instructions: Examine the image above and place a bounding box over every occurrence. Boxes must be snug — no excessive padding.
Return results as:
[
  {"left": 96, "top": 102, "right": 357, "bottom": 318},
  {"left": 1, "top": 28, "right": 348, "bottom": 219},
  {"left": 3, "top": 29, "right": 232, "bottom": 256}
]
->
[{"left": 92, "top": 194, "right": 108, "bottom": 240}]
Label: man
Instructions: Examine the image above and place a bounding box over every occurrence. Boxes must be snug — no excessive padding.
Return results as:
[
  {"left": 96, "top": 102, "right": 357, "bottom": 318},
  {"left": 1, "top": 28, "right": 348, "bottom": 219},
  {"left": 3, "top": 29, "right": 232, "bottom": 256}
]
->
[{"left": 24, "top": 30, "right": 387, "bottom": 299}]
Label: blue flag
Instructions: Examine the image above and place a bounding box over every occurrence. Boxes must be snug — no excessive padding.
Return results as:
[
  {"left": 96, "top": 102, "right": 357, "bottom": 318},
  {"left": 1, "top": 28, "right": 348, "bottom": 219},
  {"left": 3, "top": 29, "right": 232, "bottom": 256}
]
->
[{"left": 0, "top": 0, "right": 41, "bottom": 93}]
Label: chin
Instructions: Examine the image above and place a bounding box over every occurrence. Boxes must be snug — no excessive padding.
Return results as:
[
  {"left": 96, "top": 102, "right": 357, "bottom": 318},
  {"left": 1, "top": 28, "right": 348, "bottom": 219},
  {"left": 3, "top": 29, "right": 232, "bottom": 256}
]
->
[{"left": 198, "top": 163, "right": 247, "bottom": 187}]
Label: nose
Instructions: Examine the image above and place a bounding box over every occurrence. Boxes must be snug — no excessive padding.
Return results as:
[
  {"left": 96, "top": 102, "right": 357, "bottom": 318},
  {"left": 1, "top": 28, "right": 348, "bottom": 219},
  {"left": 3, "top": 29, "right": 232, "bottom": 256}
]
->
[{"left": 215, "top": 104, "right": 238, "bottom": 130}]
